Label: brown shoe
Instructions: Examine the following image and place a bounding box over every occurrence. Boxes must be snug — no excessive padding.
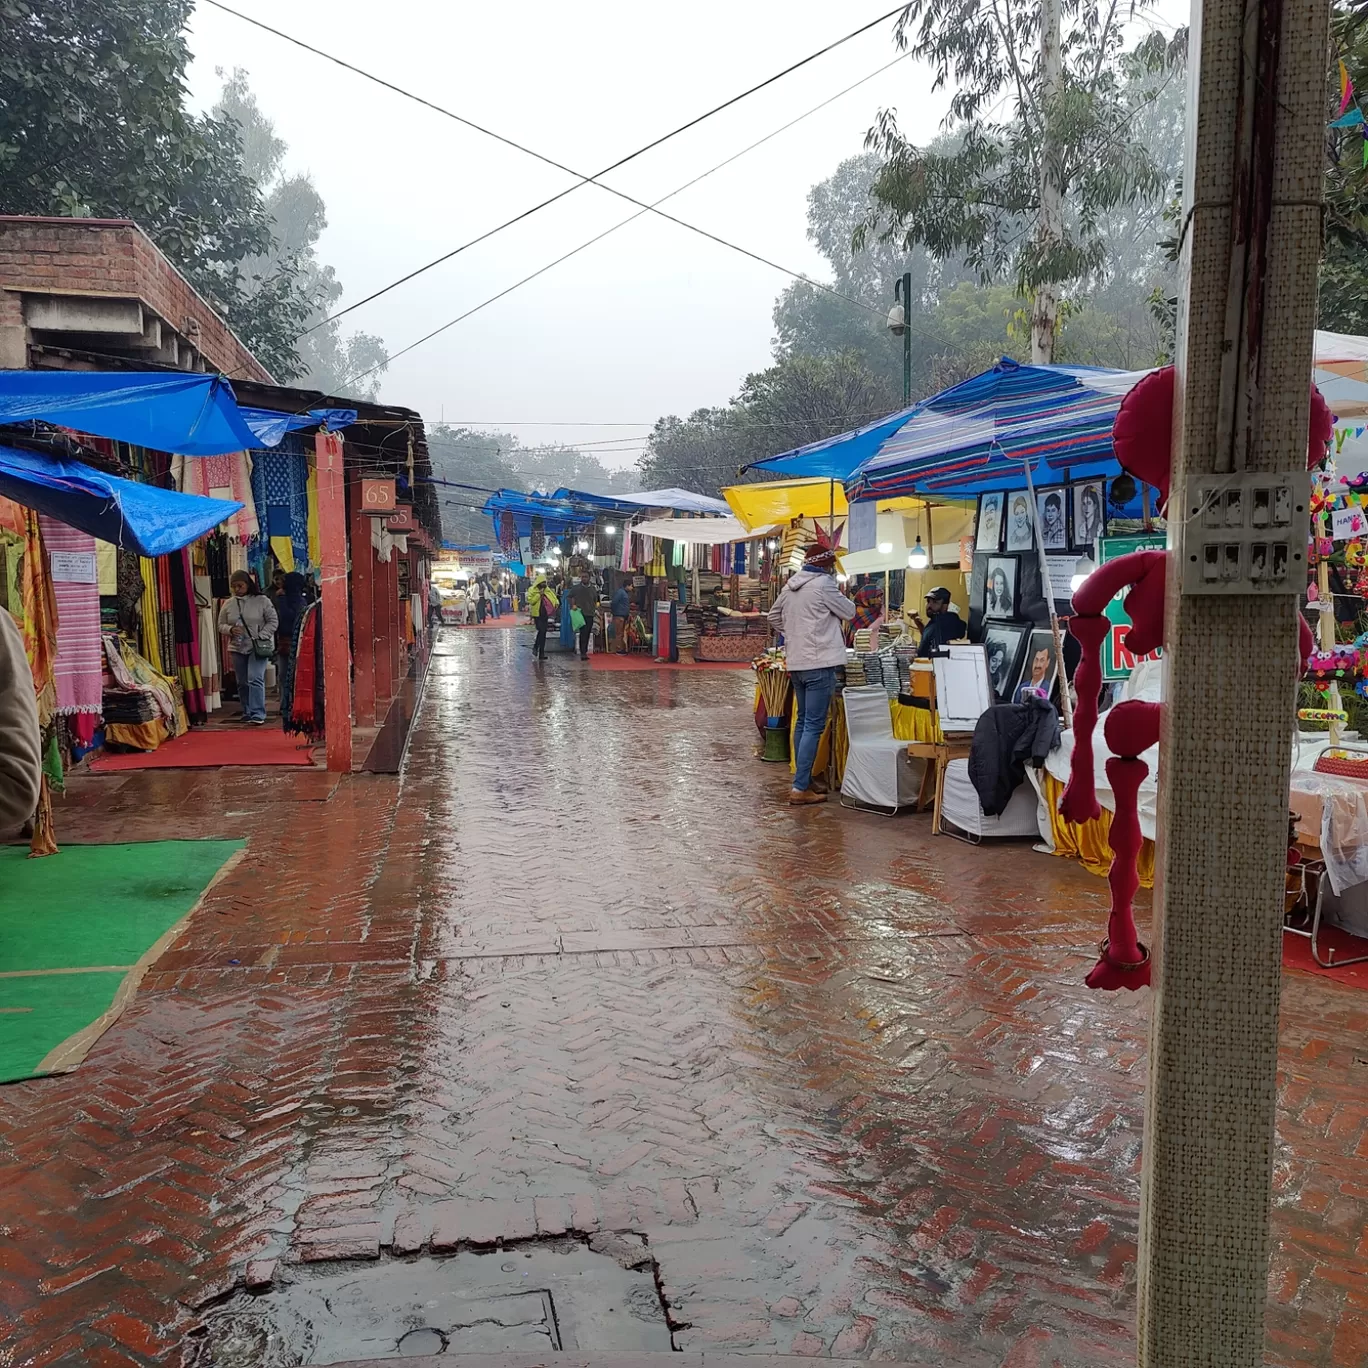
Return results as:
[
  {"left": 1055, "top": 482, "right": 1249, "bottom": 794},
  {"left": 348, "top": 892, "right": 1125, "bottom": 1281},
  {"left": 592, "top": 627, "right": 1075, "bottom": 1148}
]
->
[{"left": 788, "top": 788, "right": 827, "bottom": 805}]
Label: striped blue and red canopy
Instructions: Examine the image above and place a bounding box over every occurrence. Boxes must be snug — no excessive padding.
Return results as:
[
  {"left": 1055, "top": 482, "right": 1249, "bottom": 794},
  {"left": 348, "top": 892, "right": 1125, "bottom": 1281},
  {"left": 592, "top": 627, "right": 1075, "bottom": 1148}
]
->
[{"left": 846, "top": 358, "right": 1152, "bottom": 501}]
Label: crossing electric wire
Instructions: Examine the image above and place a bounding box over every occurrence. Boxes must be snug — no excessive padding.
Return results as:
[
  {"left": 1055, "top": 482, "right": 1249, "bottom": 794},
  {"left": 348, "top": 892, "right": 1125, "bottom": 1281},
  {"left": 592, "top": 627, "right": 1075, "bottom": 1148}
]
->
[
  {"left": 203, "top": 0, "right": 903, "bottom": 332},
  {"left": 339, "top": 55, "right": 912, "bottom": 387}
]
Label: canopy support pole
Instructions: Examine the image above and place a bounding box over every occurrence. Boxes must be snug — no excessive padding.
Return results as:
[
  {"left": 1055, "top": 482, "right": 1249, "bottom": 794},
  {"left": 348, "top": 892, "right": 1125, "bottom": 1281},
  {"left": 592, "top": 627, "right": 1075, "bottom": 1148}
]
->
[
  {"left": 315, "top": 431, "right": 353, "bottom": 774},
  {"left": 1019, "top": 456, "right": 1074, "bottom": 728}
]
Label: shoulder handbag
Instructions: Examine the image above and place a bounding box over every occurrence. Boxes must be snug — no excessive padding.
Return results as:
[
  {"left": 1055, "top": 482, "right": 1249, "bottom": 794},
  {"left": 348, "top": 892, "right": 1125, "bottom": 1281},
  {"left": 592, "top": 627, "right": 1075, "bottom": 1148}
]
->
[{"left": 237, "top": 600, "right": 276, "bottom": 658}]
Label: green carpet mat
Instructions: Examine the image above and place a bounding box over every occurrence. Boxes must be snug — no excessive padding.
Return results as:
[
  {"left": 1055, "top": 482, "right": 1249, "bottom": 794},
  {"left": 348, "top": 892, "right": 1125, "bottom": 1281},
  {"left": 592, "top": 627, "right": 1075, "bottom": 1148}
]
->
[{"left": 0, "top": 840, "right": 244, "bottom": 1083}]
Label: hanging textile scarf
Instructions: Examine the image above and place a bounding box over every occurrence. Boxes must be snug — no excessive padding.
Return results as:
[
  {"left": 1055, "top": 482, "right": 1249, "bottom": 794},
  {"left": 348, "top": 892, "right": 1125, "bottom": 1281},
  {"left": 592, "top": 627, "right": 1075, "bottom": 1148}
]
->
[
  {"left": 138, "top": 558, "right": 164, "bottom": 674},
  {"left": 250, "top": 441, "right": 311, "bottom": 569},
  {"left": 499, "top": 510, "right": 519, "bottom": 555},
  {"left": 529, "top": 515, "right": 545, "bottom": 556},
  {"left": 156, "top": 556, "right": 177, "bottom": 679},
  {"left": 286, "top": 602, "right": 323, "bottom": 739},
  {"left": 169, "top": 548, "right": 207, "bottom": 725},
  {"left": 0, "top": 498, "right": 59, "bottom": 725},
  {"left": 37, "top": 516, "right": 103, "bottom": 716}
]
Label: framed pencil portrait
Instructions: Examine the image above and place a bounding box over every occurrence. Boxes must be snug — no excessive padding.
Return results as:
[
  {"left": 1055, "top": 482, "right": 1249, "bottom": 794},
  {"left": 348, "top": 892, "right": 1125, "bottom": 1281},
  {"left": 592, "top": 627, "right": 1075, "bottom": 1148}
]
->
[
  {"left": 983, "top": 555, "right": 1019, "bottom": 620},
  {"left": 975, "top": 491, "right": 1004, "bottom": 553},
  {"left": 1071, "top": 479, "right": 1107, "bottom": 551},
  {"left": 1036, "top": 487, "right": 1068, "bottom": 552},
  {"left": 1004, "top": 491, "right": 1035, "bottom": 552}
]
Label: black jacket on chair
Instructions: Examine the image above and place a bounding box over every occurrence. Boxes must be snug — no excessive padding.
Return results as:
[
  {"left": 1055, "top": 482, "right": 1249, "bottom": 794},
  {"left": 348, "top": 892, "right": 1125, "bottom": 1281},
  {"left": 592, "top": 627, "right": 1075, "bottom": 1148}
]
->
[{"left": 967, "top": 698, "right": 1061, "bottom": 816}]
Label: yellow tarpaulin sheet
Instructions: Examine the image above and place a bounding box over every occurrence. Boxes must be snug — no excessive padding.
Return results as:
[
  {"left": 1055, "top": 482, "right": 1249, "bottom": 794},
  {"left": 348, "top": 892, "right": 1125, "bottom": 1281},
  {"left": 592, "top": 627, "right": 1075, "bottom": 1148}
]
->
[
  {"left": 724, "top": 478, "right": 936, "bottom": 533},
  {"left": 726, "top": 478, "right": 847, "bottom": 529}
]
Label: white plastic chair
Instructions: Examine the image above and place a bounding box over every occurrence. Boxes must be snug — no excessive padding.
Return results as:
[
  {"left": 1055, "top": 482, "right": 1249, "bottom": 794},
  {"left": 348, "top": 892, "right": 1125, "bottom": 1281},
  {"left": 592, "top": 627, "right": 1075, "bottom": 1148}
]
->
[{"left": 840, "top": 686, "right": 921, "bottom": 814}]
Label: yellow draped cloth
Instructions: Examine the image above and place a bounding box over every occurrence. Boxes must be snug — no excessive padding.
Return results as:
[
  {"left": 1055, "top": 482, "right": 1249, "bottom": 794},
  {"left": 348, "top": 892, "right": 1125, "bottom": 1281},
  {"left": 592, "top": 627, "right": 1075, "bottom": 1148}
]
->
[{"left": 1038, "top": 772, "right": 1155, "bottom": 887}]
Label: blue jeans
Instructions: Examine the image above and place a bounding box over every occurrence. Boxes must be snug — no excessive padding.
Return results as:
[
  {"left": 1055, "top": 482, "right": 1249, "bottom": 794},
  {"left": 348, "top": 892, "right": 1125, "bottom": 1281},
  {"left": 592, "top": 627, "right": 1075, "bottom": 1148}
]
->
[
  {"left": 790, "top": 667, "right": 836, "bottom": 792},
  {"left": 231, "top": 650, "right": 268, "bottom": 721}
]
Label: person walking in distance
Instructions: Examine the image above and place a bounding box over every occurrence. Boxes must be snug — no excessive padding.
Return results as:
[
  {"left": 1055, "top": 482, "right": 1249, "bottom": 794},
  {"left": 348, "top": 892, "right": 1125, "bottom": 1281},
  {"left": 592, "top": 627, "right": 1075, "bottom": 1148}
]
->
[
  {"left": 218, "top": 570, "right": 278, "bottom": 724},
  {"left": 767, "top": 544, "right": 855, "bottom": 805},
  {"left": 569, "top": 571, "right": 597, "bottom": 660},
  {"left": 476, "top": 578, "right": 489, "bottom": 624},
  {"left": 611, "top": 577, "right": 631, "bottom": 654},
  {"left": 527, "top": 573, "right": 558, "bottom": 661}
]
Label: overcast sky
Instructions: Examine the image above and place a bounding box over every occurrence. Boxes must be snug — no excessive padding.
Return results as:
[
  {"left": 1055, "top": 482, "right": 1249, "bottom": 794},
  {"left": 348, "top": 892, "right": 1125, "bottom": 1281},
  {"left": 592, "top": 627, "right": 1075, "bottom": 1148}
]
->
[{"left": 186, "top": 0, "right": 1189, "bottom": 469}]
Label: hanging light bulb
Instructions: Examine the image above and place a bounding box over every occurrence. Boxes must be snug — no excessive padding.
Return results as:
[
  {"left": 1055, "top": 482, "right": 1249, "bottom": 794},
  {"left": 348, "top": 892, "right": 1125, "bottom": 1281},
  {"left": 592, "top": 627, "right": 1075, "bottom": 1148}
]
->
[
  {"left": 877, "top": 541, "right": 893, "bottom": 555},
  {"left": 604, "top": 524, "right": 617, "bottom": 535},
  {"left": 907, "top": 536, "right": 929, "bottom": 570},
  {"left": 1070, "top": 555, "right": 1096, "bottom": 593}
]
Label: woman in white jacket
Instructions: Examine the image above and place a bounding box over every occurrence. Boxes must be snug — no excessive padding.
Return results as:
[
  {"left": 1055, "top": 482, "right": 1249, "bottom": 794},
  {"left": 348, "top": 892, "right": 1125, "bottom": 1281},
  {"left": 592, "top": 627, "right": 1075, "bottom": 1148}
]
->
[{"left": 767, "top": 545, "right": 855, "bottom": 805}]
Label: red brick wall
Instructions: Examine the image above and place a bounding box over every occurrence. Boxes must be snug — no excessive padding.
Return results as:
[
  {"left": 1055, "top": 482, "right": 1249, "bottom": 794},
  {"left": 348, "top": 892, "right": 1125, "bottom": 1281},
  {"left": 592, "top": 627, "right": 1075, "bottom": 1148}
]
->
[{"left": 0, "top": 216, "right": 274, "bottom": 382}]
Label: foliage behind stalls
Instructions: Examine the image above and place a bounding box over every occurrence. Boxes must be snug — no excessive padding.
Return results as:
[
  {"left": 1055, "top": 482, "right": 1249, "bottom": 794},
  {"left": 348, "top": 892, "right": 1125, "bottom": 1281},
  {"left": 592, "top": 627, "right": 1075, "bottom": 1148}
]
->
[
  {"left": 859, "top": 2, "right": 1186, "bottom": 360},
  {"left": 0, "top": 1, "right": 312, "bottom": 378}
]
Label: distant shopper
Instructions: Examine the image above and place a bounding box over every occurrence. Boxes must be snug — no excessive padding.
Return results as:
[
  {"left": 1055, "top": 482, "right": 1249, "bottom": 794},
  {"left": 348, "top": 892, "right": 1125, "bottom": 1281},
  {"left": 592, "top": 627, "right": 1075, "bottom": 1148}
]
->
[
  {"left": 569, "top": 572, "right": 597, "bottom": 660},
  {"left": 767, "top": 544, "right": 855, "bottom": 806},
  {"left": 912, "top": 587, "right": 966, "bottom": 657},
  {"left": 428, "top": 580, "right": 443, "bottom": 628},
  {"left": 275, "top": 572, "right": 310, "bottom": 707},
  {"left": 218, "top": 570, "right": 278, "bottom": 724},
  {"left": 611, "top": 579, "right": 631, "bottom": 654},
  {"left": 476, "top": 579, "right": 489, "bottom": 624},
  {"left": 0, "top": 607, "right": 41, "bottom": 830},
  {"left": 527, "top": 573, "right": 558, "bottom": 661}
]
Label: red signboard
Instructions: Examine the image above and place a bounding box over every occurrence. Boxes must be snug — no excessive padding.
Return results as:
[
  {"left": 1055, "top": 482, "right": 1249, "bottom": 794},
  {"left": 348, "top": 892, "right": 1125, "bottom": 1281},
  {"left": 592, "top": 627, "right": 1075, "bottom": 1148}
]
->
[
  {"left": 385, "top": 504, "right": 414, "bottom": 532},
  {"left": 361, "top": 478, "right": 396, "bottom": 514}
]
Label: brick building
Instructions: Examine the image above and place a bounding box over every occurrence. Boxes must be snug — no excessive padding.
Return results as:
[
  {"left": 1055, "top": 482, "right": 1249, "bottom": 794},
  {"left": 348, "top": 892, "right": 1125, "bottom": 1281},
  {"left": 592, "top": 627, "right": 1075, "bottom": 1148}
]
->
[{"left": 0, "top": 215, "right": 272, "bottom": 382}]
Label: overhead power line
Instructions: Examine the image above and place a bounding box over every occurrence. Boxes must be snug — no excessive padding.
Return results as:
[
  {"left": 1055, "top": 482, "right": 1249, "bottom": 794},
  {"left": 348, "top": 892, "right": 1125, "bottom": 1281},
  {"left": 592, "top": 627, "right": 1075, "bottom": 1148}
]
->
[
  {"left": 341, "top": 54, "right": 911, "bottom": 387},
  {"left": 204, "top": 0, "right": 903, "bottom": 332}
]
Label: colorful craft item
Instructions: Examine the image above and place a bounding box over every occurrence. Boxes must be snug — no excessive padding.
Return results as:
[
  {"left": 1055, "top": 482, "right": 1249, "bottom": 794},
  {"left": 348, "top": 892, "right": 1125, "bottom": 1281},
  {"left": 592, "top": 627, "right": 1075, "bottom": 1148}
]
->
[
  {"left": 1304, "top": 646, "right": 1368, "bottom": 684},
  {"left": 1298, "top": 707, "right": 1349, "bottom": 724},
  {"left": 1062, "top": 374, "right": 1327, "bottom": 993}
]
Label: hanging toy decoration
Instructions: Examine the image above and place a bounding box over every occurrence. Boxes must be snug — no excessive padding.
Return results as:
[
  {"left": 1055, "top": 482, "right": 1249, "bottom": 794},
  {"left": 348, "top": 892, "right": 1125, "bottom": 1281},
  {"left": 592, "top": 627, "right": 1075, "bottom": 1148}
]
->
[{"left": 1061, "top": 365, "right": 1329, "bottom": 991}]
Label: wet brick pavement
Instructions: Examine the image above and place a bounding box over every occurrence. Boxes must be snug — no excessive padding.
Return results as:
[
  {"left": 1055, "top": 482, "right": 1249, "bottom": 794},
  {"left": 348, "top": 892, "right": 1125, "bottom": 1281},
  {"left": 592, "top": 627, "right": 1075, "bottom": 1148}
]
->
[{"left": 1, "top": 623, "right": 1365, "bottom": 1366}]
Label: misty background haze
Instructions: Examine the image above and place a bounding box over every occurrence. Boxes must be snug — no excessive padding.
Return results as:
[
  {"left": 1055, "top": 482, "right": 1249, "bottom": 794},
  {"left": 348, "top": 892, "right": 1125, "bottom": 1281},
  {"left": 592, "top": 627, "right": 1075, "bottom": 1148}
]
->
[{"left": 181, "top": 0, "right": 1190, "bottom": 523}]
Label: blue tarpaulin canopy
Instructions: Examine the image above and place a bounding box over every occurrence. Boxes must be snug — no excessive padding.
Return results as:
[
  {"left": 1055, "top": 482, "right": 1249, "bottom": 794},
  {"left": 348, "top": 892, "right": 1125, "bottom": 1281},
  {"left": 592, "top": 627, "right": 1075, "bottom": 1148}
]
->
[
  {"left": 551, "top": 488, "right": 649, "bottom": 515},
  {"left": 238, "top": 405, "right": 357, "bottom": 447},
  {"left": 0, "top": 444, "right": 242, "bottom": 557},
  {"left": 745, "top": 404, "right": 921, "bottom": 481},
  {"left": 846, "top": 359, "right": 1151, "bottom": 501},
  {"left": 0, "top": 371, "right": 357, "bottom": 456},
  {"left": 0, "top": 371, "right": 265, "bottom": 456},
  {"left": 483, "top": 489, "right": 594, "bottom": 537}
]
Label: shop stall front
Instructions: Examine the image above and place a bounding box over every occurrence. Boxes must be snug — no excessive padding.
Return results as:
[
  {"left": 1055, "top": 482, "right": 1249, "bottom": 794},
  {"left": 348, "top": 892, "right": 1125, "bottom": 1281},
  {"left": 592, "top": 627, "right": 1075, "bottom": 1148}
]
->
[{"left": 741, "top": 359, "right": 1158, "bottom": 821}]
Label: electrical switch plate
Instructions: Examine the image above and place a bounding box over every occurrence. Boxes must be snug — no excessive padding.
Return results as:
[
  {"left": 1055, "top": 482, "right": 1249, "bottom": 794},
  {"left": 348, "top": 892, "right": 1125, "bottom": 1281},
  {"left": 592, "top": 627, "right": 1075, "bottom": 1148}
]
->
[{"left": 1177, "top": 471, "right": 1310, "bottom": 595}]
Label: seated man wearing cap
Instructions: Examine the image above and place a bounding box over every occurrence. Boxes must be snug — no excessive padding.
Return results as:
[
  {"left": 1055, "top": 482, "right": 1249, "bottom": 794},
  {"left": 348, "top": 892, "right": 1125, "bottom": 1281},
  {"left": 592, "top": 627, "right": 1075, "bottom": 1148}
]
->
[{"left": 912, "top": 586, "right": 966, "bottom": 657}]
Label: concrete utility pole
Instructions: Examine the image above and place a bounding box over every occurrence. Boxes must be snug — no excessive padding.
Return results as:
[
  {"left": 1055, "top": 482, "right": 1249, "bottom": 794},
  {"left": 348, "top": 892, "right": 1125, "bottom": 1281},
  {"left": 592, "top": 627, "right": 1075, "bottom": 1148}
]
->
[
  {"left": 1031, "top": 0, "right": 1063, "bottom": 364},
  {"left": 1139, "top": 1, "right": 1329, "bottom": 1364}
]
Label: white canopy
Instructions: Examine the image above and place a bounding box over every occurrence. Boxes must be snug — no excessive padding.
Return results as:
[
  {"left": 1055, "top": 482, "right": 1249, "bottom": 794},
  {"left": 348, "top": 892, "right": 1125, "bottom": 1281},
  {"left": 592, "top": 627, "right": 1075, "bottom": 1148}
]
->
[
  {"left": 630, "top": 516, "right": 777, "bottom": 543},
  {"left": 615, "top": 487, "right": 731, "bottom": 514}
]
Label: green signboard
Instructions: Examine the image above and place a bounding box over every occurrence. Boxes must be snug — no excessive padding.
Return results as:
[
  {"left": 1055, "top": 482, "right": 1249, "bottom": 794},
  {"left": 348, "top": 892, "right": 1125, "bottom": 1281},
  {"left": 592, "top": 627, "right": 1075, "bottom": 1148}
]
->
[{"left": 1098, "top": 533, "right": 1166, "bottom": 680}]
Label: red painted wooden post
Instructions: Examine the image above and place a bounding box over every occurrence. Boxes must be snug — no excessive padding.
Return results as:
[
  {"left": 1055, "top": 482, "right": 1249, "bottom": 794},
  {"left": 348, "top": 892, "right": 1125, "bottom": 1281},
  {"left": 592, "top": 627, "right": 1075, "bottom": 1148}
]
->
[
  {"left": 350, "top": 486, "right": 377, "bottom": 729},
  {"left": 314, "top": 431, "right": 353, "bottom": 773}
]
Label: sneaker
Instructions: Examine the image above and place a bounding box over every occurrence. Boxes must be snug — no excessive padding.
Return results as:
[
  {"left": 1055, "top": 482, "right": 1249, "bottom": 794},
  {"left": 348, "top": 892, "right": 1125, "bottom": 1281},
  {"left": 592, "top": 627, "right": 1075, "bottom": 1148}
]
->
[{"left": 247, "top": 717, "right": 266, "bottom": 726}]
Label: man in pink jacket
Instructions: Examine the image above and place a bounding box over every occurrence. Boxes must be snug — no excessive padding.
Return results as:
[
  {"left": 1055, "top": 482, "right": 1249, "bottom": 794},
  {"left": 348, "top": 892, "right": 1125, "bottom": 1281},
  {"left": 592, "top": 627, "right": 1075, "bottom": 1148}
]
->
[{"left": 767, "top": 545, "right": 855, "bottom": 806}]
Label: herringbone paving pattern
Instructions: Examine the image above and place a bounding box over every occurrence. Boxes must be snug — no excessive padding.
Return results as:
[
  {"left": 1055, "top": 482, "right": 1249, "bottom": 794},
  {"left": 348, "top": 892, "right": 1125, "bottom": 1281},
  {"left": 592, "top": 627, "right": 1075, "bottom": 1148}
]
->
[{"left": 1, "top": 627, "right": 1364, "bottom": 1366}]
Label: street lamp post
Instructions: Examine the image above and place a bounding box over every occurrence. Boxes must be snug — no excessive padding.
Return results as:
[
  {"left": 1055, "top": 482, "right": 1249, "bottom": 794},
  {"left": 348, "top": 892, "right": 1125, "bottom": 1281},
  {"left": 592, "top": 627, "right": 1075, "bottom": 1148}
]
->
[{"left": 887, "top": 269, "right": 913, "bottom": 405}]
